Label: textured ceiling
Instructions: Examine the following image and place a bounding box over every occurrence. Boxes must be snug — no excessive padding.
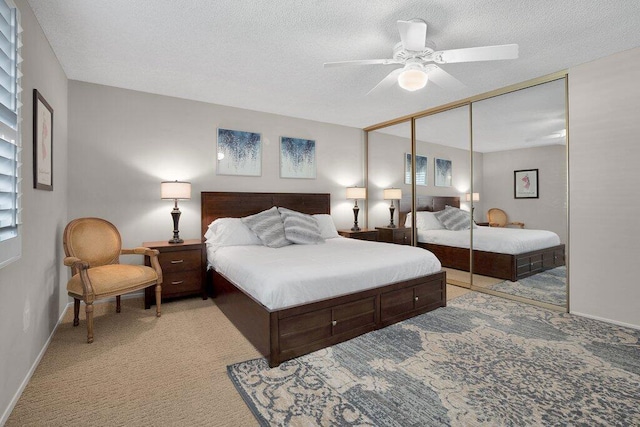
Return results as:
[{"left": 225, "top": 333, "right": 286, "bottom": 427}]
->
[{"left": 26, "top": 1, "right": 640, "bottom": 130}]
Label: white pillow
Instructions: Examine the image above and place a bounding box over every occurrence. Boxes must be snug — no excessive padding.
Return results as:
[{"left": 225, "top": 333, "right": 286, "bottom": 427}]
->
[
  {"left": 204, "top": 217, "right": 262, "bottom": 248},
  {"left": 313, "top": 214, "right": 339, "bottom": 239},
  {"left": 278, "top": 207, "right": 324, "bottom": 245},
  {"left": 404, "top": 211, "right": 446, "bottom": 230},
  {"left": 241, "top": 207, "right": 292, "bottom": 248}
]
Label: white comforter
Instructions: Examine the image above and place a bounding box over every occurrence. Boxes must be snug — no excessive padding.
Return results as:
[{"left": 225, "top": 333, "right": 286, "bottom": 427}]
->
[
  {"left": 417, "top": 226, "right": 561, "bottom": 255},
  {"left": 209, "top": 237, "right": 441, "bottom": 310}
]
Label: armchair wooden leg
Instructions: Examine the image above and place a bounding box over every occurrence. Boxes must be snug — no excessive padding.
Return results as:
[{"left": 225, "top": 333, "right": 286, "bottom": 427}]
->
[
  {"left": 73, "top": 298, "right": 80, "bottom": 327},
  {"left": 86, "top": 302, "right": 94, "bottom": 343},
  {"left": 155, "top": 283, "right": 162, "bottom": 317},
  {"left": 116, "top": 295, "right": 121, "bottom": 313}
]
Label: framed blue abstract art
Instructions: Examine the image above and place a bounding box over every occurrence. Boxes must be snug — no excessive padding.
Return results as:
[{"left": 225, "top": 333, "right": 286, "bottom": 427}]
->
[
  {"left": 280, "top": 137, "right": 316, "bottom": 179},
  {"left": 435, "top": 158, "right": 452, "bottom": 187},
  {"left": 217, "top": 128, "right": 262, "bottom": 176}
]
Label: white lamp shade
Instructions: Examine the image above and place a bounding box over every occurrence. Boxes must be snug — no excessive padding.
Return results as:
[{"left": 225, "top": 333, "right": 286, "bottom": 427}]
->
[
  {"left": 398, "top": 66, "right": 428, "bottom": 91},
  {"left": 465, "top": 192, "right": 480, "bottom": 202},
  {"left": 161, "top": 181, "right": 191, "bottom": 200},
  {"left": 383, "top": 188, "right": 402, "bottom": 200},
  {"left": 346, "top": 187, "right": 366, "bottom": 200}
]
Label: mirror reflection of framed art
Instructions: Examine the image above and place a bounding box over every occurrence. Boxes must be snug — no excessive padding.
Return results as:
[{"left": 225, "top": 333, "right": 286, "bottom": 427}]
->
[{"left": 514, "top": 169, "right": 539, "bottom": 199}]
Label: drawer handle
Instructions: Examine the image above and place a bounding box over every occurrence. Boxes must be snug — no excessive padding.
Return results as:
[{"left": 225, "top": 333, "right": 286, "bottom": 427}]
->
[
  {"left": 414, "top": 296, "right": 419, "bottom": 301},
  {"left": 171, "top": 280, "right": 184, "bottom": 285},
  {"left": 170, "top": 260, "right": 184, "bottom": 264},
  {"left": 331, "top": 320, "right": 337, "bottom": 326}
]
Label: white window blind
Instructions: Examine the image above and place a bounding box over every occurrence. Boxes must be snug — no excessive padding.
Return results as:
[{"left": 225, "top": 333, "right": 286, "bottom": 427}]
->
[{"left": 0, "top": 0, "right": 21, "bottom": 269}]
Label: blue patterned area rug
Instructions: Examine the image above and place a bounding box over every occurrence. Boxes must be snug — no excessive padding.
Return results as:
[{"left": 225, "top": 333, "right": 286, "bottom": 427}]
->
[
  {"left": 227, "top": 292, "right": 640, "bottom": 426},
  {"left": 490, "top": 266, "right": 567, "bottom": 306}
]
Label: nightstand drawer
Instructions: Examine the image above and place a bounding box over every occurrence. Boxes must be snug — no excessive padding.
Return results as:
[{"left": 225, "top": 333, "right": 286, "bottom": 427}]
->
[
  {"left": 158, "top": 250, "right": 201, "bottom": 273},
  {"left": 162, "top": 269, "right": 202, "bottom": 295}
]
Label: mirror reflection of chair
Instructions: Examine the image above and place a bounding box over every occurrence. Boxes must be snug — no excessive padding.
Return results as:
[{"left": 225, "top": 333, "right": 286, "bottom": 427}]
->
[
  {"left": 63, "top": 217, "right": 163, "bottom": 343},
  {"left": 487, "top": 208, "right": 525, "bottom": 228}
]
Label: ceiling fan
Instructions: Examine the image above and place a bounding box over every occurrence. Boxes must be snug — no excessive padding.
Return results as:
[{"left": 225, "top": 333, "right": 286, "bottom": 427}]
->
[{"left": 324, "top": 19, "right": 519, "bottom": 94}]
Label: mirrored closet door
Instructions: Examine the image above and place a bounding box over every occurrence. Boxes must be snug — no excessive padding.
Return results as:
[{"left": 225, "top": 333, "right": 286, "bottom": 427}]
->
[
  {"left": 414, "top": 106, "right": 472, "bottom": 288},
  {"left": 367, "top": 121, "right": 413, "bottom": 236},
  {"left": 364, "top": 72, "right": 569, "bottom": 311},
  {"left": 470, "top": 78, "right": 568, "bottom": 310}
]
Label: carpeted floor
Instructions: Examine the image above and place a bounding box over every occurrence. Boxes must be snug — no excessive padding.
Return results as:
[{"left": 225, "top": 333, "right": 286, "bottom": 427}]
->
[
  {"left": 229, "top": 292, "right": 640, "bottom": 426},
  {"left": 489, "top": 266, "right": 567, "bottom": 306},
  {"left": 6, "top": 297, "right": 261, "bottom": 426}
]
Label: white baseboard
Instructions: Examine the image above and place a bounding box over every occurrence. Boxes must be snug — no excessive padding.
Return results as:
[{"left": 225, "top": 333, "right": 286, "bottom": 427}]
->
[
  {"left": 1, "top": 291, "right": 145, "bottom": 425},
  {"left": 1, "top": 301, "right": 71, "bottom": 426},
  {"left": 570, "top": 311, "right": 640, "bottom": 330}
]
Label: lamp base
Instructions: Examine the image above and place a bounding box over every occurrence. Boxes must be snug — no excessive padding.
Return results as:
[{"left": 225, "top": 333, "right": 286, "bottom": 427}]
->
[
  {"left": 351, "top": 204, "right": 361, "bottom": 232},
  {"left": 169, "top": 207, "right": 183, "bottom": 244},
  {"left": 387, "top": 205, "right": 396, "bottom": 228}
]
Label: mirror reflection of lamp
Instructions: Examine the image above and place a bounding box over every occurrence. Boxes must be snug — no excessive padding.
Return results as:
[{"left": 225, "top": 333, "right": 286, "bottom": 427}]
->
[
  {"left": 465, "top": 192, "right": 480, "bottom": 220},
  {"left": 383, "top": 188, "right": 402, "bottom": 228},
  {"left": 346, "top": 187, "right": 366, "bottom": 231},
  {"left": 161, "top": 181, "right": 192, "bottom": 244}
]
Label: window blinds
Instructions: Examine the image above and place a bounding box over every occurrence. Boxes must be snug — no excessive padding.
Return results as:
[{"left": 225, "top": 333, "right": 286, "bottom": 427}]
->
[{"left": 0, "top": 0, "right": 21, "bottom": 266}]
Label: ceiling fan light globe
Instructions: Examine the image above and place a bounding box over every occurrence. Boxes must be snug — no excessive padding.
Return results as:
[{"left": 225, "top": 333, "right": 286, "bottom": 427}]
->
[{"left": 398, "top": 69, "right": 428, "bottom": 91}]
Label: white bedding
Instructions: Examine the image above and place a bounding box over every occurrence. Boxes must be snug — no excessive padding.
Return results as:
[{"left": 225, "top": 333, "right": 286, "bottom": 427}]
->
[
  {"left": 208, "top": 237, "right": 442, "bottom": 310},
  {"left": 417, "top": 226, "right": 561, "bottom": 255}
]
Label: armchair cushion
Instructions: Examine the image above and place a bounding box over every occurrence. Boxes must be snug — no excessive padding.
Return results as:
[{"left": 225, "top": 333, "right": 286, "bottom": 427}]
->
[{"left": 67, "top": 264, "right": 159, "bottom": 299}]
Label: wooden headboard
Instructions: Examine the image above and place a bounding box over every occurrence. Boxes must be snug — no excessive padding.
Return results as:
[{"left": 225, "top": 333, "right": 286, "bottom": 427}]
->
[
  {"left": 399, "top": 196, "right": 461, "bottom": 226},
  {"left": 200, "top": 192, "right": 331, "bottom": 240}
]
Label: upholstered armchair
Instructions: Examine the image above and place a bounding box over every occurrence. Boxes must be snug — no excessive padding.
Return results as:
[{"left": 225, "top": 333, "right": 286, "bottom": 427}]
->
[
  {"left": 487, "top": 208, "right": 525, "bottom": 229},
  {"left": 63, "top": 217, "right": 163, "bottom": 343}
]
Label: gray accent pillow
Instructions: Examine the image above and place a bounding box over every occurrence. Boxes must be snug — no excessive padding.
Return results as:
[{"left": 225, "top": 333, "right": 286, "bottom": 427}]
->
[
  {"left": 241, "top": 207, "right": 292, "bottom": 248},
  {"left": 434, "top": 206, "right": 474, "bottom": 231},
  {"left": 278, "top": 207, "right": 325, "bottom": 245}
]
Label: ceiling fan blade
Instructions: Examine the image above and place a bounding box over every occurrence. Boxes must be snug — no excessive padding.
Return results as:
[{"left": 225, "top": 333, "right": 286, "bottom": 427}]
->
[
  {"left": 434, "top": 44, "right": 519, "bottom": 64},
  {"left": 398, "top": 19, "right": 427, "bottom": 51},
  {"left": 324, "top": 59, "right": 399, "bottom": 67},
  {"left": 366, "top": 68, "right": 403, "bottom": 96},
  {"left": 425, "top": 66, "right": 466, "bottom": 91}
]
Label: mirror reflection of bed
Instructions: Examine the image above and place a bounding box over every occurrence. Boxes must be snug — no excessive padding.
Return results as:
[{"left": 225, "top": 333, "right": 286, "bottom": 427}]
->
[{"left": 401, "top": 195, "right": 565, "bottom": 308}]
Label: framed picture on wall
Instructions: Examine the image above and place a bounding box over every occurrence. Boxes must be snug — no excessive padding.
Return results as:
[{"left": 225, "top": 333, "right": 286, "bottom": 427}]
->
[
  {"left": 435, "top": 158, "right": 452, "bottom": 187},
  {"left": 216, "top": 128, "right": 262, "bottom": 176},
  {"left": 280, "top": 137, "right": 316, "bottom": 179},
  {"left": 514, "top": 169, "right": 539, "bottom": 198},
  {"left": 404, "top": 153, "right": 428, "bottom": 186},
  {"left": 33, "top": 89, "right": 54, "bottom": 191}
]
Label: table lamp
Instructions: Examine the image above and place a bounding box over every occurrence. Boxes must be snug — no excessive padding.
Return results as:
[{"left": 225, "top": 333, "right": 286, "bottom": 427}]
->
[
  {"left": 161, "top": 180, "right": 191, "bottom": 244},
  {"left": 346, "top": 186, "right": 366, "bottom": 231},
  {"left": 383, "top": 188, "right": 402, "bottom": 228}
]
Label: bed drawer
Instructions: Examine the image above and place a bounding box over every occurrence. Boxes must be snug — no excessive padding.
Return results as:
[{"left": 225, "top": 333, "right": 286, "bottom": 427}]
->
[
  {"left": 279, "top": 297, "right": 377, "bottom": 351},
  {"left": 380, "top": 278, "right": 444, "bottom": 323}
]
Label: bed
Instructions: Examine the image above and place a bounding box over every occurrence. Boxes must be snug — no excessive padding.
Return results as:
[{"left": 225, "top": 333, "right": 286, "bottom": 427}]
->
[
  {"left": 405, "top": 196, "right": 565, "bottom": 282},
  {"left": 201, "top": 191, "right": 446, "bottom": 367}
]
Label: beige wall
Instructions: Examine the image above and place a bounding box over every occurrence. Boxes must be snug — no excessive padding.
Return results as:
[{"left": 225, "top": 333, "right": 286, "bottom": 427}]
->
[
  {"left": 67, "top": 81, "right": 364, "bottom": 248},
  {"left": 0, "top": 0, "right": 69, "bottom": 422},
  {"left": 568, "top": 46, "right": 640, "bottom": 328}
]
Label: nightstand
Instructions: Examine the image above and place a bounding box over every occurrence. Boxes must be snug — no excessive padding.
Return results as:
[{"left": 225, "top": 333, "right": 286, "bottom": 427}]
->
[
  {"left": 338, "top": 229, "right": 378, "bottom": 241},
  {"left": 143, "top": 239, "right": 206, "bottom": 308},
  {"left": 376, "top": 227, "right": 412, "bottom": 245}
]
